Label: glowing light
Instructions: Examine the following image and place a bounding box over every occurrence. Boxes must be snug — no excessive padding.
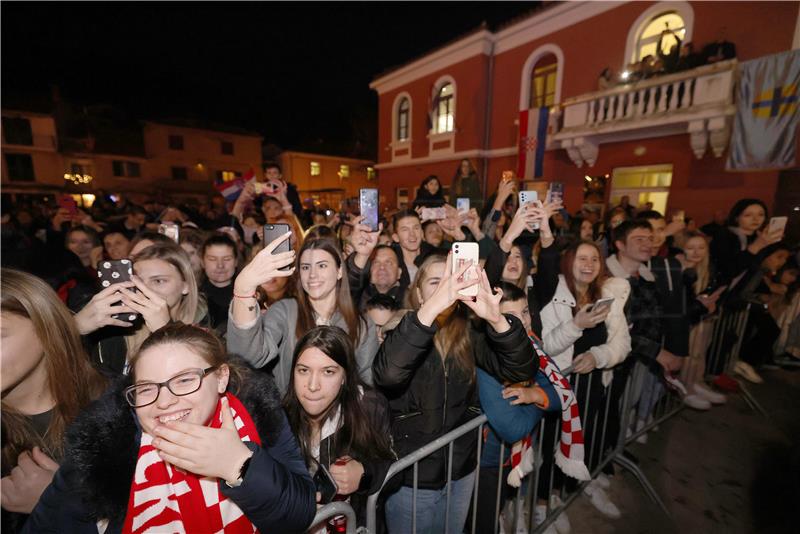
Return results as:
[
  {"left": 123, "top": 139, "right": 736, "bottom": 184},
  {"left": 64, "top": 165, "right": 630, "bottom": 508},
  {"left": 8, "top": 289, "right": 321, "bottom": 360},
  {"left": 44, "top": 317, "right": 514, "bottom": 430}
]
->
[
  {"left": 620, "top": 70, "right": 630, "bottom": 81},
  {"left": 584, "top": 175, "right": 593, "bottom": 182},
  {"left": 64, "top": 173, "right": 93, "bottom": 184}
]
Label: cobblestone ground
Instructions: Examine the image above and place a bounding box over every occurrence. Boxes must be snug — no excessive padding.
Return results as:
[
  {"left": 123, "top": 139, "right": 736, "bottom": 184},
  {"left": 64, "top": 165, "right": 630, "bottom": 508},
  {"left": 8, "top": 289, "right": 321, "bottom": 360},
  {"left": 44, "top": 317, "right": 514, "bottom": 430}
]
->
[{"left": 559, "top": 367, "right": 800, "bottom": 534}]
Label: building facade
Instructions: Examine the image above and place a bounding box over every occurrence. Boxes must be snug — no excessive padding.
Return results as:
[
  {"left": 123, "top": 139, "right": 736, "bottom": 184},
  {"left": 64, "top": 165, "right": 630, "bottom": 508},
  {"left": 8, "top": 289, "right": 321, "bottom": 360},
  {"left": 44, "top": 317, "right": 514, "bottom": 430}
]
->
[
  {"left": 279, "top": 150, "right": 376, "bottom": 209},
  {"left": 1, "top": 110, "right": 63, "bottom": 194},
  {"left": 371, "top": 1, "right": 800, "bottom": 222}
]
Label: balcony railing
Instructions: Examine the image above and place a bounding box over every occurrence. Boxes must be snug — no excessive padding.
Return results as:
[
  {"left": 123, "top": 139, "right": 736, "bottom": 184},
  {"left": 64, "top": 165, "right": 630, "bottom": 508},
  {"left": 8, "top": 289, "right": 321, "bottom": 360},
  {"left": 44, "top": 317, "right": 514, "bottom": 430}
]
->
[
  {"left": 1, "top": 134, "right": 58, "bottom": 151},
  {"left": 554, "top": 59, "right": 737, "bottom": 166}
]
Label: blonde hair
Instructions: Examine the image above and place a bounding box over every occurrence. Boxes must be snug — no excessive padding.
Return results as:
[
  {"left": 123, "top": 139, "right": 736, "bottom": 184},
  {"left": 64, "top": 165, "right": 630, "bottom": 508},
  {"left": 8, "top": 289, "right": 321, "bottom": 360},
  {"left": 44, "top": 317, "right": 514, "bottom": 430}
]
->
[
  {"left": 1, "top": 269, "right": 106, "bottom": 468},
  {"left": 405, "top": 254, "right": 474, "bottom": 379},
  {"left": 126, "top": 242, "right": 205, "bottom": 355},
  {"left": 684, "top": 232, "right": 711, "bottom": 295}
]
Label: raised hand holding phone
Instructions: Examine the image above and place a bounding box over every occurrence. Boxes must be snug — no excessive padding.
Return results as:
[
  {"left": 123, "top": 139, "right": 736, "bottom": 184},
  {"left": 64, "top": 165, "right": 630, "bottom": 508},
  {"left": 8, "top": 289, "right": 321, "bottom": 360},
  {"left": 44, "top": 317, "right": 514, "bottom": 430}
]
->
[
  {"left": 416, "top": 252, "right": 477, "bottom": 327},
  {"left": 351, "top": 215, "right": 383, "bottom": 268},
  {"left": 234, "top": 230, "right": 296, "bottom": 295}
]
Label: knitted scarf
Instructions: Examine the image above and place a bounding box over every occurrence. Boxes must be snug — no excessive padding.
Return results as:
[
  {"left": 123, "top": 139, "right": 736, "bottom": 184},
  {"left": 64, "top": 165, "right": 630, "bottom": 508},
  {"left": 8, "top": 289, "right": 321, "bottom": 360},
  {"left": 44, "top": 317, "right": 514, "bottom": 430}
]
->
[
  {"left": 509, "top": 333, "right": 591, "bottom": 485},
  {"left": 122, "top": 393, "right": 261, "bottom": 534}
]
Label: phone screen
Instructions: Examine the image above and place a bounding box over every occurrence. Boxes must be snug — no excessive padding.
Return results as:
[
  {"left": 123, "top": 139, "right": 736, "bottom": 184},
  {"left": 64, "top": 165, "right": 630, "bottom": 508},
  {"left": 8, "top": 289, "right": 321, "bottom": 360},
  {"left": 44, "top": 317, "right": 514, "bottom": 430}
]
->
[
  {"left": 263, "top": 223, "right": 292, "bottom": 271},
  {"left": 546, "top": 182, "right": 564, "bottom": 204},
  {"left": 360, "top": 188, "right": 379, "bottom": 232},
  {"left": 456, "top": 198, "right": 470, "bottom": 214}
]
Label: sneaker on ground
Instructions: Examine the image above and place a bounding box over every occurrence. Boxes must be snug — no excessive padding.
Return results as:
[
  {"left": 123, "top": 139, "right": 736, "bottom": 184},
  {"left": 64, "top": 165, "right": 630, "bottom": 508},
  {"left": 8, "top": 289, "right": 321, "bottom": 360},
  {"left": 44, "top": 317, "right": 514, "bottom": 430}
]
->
[
  {"left": 694, "top": 383, "right": 726, "bottom": 404},
  {"left": 548, "top": 495, "right": 571, "bottom": 534},
  {"left": 733, "top": 361, "right": 763, "bottom": 384},
  {"left": 595, "top": 473, "right": 611, "bottom": 490},
  {"left": 683, "top": 394, "right": 712, "bottom": 410},
  {"left": 534, "top": 504, "right": 559, "bottom": 534},
  {"left": 583, "top": 482, "right": 621, "bottom": 519}
]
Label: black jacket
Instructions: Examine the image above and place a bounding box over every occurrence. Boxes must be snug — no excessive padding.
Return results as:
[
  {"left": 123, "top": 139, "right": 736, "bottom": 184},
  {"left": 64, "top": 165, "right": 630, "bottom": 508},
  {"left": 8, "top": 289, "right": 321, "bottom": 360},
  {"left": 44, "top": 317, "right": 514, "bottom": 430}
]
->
[
  {"left": 346, "top": 252, "right": 406, "bottom": 311},
  {"left": 23, "top": 369, "right": 316, "bottom": 534},
  {"left": 648, "top": 256, "right": 690, "bottom": 357},
  {"left": 372, "top": 312, "right": 537, "bottom": 490}
]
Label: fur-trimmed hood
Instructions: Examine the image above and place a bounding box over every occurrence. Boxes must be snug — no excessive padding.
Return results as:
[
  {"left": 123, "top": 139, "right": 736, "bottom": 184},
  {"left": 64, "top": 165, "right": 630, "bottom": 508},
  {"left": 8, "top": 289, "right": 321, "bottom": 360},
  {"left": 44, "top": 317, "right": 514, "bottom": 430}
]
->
[{"left": 64, "top": 362, "right": 286, "bottom": 524}]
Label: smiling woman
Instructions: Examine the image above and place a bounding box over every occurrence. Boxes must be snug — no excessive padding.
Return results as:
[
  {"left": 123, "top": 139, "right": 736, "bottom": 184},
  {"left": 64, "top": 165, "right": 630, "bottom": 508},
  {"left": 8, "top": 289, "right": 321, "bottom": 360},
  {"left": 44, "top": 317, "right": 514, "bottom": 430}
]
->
[{"left": 22, "top": 323, "right": 316, "bottom": 533}]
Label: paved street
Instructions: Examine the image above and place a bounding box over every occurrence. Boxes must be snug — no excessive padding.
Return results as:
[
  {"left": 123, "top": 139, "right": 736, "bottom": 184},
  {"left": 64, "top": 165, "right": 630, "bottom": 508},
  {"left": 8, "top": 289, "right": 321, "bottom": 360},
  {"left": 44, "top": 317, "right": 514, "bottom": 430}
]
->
[{"left": 563, "top": 367, "right": 800, "bottom": 534}]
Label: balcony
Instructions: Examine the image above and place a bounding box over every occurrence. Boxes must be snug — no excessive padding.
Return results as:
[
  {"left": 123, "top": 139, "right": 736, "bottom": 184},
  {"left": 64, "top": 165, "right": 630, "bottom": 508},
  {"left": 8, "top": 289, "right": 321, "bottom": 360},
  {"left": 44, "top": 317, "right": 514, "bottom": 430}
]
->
[{"left": 552, "top": 59, "right": 737, "bottom": 167}]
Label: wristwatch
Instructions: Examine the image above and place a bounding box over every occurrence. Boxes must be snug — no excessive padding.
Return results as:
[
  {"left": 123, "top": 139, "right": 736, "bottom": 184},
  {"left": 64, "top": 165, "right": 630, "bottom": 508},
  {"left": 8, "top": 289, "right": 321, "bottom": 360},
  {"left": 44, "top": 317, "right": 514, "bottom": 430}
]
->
[{"left": 225, "top": 453, "right": 253, "bottom": 488}]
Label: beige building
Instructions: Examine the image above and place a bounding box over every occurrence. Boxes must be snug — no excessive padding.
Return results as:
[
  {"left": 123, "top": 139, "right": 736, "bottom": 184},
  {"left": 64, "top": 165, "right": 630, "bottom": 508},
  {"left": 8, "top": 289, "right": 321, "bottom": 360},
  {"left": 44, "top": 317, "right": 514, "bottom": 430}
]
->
[
  {"left": 1, "top": 110, "right": 64, "bottom": 194},
  {"left": 279, "top": 150, "right": 376, "bottom": 209}
]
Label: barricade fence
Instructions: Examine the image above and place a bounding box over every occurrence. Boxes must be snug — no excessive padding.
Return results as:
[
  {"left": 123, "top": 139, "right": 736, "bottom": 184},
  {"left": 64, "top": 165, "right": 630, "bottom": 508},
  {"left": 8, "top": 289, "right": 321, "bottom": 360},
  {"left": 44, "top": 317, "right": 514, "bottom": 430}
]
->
[
  {"left": 356, "top": 303, "right": 752, "bottom": 534},
  {"left": 310, "top": 501, "right": 360, "bottom": 534}
]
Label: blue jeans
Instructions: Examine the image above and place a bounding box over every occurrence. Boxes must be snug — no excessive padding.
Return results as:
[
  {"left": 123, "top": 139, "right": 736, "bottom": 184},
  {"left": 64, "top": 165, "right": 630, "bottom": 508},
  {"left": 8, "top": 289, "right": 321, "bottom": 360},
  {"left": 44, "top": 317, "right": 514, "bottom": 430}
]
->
[{"left": 384, "top": 471, "right": 476, "bottom": 534}]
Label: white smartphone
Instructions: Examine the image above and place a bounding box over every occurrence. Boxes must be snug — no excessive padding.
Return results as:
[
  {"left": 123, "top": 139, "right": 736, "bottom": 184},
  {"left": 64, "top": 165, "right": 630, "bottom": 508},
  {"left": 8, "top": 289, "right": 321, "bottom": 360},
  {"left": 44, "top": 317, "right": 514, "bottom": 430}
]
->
[
  {"left": 588, "top": 297, "right": 614, "bottom": 314},
  {"left": 769, "top": 216, "right": 788, "bottom": 235},
  {"left": 420, "top": 207, "right": 446, "bottom": 221},
  {"left": 452, "top": 242, "right": 479, "bottom": 297},
  {"left": 456, "top": 198, "right": 470, "bottom": 214},
  {"left": 518, "top": 190, "right": 541, "bottom": 230},
  {"left": 158, "top": 223, "right": 180, "bottom": 243}
]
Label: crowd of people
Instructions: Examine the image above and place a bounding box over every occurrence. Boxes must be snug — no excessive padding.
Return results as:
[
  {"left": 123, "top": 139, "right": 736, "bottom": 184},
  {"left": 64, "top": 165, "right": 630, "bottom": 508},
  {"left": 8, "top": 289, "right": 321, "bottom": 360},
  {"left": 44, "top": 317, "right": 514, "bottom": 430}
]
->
[{"left": 1, "top": 159, "right": 797, "bottom": 533}]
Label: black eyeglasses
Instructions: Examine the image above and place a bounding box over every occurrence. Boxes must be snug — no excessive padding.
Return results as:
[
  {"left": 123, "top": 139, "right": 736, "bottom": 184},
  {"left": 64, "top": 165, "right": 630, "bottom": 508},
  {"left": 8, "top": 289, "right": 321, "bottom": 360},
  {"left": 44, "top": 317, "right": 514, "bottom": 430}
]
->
[{"left": 124, "top": 366, "right": 219, "bottom": 408}]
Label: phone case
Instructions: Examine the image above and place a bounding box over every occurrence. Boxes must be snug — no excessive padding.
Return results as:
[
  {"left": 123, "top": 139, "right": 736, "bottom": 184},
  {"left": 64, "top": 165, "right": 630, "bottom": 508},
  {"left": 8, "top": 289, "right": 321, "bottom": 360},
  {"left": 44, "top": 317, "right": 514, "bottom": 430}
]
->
[
  {"left": 452, "top": 242, "right": 479, "bottom": 297},
  {"left": 456, "top": 198, "right": 470, "bottom": 213},
  {"left": 769, "top": 216, "right": 788, "bottom": 233},
  {"left": 97, "top": 260, "right": 138, "bottom": 321},
  {"left": 518, "top": 191, "right": 540, "bottom": 230},
  {"left": 360, "top": 188, "right": 379, "bottom": 232},
  {"left": 313, "top": 464, "right": 338, "bottom": 504},
  {"left": 263, "top": 224, "right": 292, "bottom": 271},
  {"left": 158, "top": 223, "right": 180, "bottom": 243}
]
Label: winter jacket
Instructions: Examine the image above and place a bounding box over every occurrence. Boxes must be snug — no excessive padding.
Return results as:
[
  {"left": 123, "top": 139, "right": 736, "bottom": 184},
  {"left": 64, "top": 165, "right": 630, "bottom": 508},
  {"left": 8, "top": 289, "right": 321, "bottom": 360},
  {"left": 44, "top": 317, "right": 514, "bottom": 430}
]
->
[
  {"left": 647, "top": 256, "right": 690, "bottom": 357},
  {"left": 346, "top": 252, "right": 406, "bottom": 311},
  {"left": 372, "top": 311, "right": 537, "bottom": 490},
  {"left": 226, "top": 298, "right": 378, "bottom": 395},
  {"left": 710, "top": 227, "right": 758, "bottom": 284},
  {"left": 540, "top": 275, "right": 631, "bottom": 385},
  {"left": 22, "top": 368, "right": 316, "bottom": 534}
]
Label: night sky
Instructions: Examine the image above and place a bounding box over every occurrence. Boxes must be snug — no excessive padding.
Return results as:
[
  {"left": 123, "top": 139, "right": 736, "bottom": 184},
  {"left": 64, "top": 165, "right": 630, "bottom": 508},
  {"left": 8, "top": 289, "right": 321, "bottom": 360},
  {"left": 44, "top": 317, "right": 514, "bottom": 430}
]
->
[{"left": 2, "top": 2, "right": 539, "bottom": 159}]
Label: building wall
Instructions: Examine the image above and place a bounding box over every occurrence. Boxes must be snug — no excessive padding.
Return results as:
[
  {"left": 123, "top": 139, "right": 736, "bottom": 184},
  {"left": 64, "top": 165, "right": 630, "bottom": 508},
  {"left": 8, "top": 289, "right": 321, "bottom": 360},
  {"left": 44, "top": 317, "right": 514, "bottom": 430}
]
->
[
  {"left": 372, "top": 0, "right": 799, "bottom": 215},
  {"left": 1, "top": 113, "right": 64, "bottom": 188},
  {"left": 280, "top": 151, "right": 375, "bottom": 208},
  {"left": 142, "top": 122, "right": 262, "bottom": 184}
]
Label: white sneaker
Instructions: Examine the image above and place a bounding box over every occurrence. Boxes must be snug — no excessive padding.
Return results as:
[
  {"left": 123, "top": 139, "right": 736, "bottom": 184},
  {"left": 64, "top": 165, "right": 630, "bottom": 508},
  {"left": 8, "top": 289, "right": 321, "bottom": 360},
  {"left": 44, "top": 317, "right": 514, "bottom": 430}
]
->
[
  {"left": 733, "top": 361, "right": 763, "bottom": 384},
  {"left": 694, "top": 383, "right": 727, "bottom": 404},
  {"left": 548, "top": 495, "right": 571, "bottom": 534},
  {"left": 583, "top": 481, "right": 621, "bottom": 519},
  {"left": 683, "top": 394, "right": 712, "bottom": 410},
  {"left": 595, "top": 473, "right": 612, "bottom": 490},
  {"left": 534, "top": 504, "right": 559, "bottom": 534}
]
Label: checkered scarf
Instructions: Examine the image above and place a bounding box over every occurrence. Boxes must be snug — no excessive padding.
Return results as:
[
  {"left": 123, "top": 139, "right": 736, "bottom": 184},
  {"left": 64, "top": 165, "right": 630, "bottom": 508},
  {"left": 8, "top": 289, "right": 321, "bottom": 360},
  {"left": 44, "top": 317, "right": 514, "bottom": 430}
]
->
[
  {"left": 123, "top": 393, "right": 260, "bottom": 534},
  {"left": 509, "top": 334, "right": 591, "bottom": 483}
]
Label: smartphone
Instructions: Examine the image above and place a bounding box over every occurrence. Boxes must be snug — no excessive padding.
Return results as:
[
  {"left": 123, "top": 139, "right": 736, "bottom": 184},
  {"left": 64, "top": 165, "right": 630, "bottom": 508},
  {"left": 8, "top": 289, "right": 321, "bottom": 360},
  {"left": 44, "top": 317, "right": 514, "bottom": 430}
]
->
[
  {"left": 158, "top": 223, "right": 180, "bottom": 243},
  {"left": 769, "top": 216, "right": 788, "bottom": 235},
  {"left": 313, "top": 464, "right": 338, "bottom": 505},
  {"left": 421, "top": 207, "right": 446, "bottom": 221},
  {"left": 58, "top": 194, "right": 78, "bottom": 218},
  {"left": 263, "top": 223, "right": 292, "bottom": 271},
  {"left": 587, "top": 297, "right": 614, "bottom": 314},
  {"left": 546, "top": 182, "right": 564, "bottom": 205},
  {"left": 97, "top": 260, "right": 138, "bottom": 322},
  {"left": 360, "top": 188, "right": 379, "bottom": 232},
  {"left": 518, "top": 191, "right": 541, "bottom": 230},
  {"left": 501, "top": 170, "right": 514, "bottom": 181},
  {"left": 456, "top": 198, "right": 470, "bottom": 214},
  {"left": 452, "top": 242, "right": 479, "bottom": 298}
]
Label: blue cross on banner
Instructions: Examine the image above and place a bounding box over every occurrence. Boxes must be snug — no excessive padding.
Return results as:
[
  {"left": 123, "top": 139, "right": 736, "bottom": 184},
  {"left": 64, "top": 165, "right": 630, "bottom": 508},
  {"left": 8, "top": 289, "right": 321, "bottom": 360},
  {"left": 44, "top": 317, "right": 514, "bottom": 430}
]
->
[{"left": 727, "top": 50, "right": 800, "bottom": 170}]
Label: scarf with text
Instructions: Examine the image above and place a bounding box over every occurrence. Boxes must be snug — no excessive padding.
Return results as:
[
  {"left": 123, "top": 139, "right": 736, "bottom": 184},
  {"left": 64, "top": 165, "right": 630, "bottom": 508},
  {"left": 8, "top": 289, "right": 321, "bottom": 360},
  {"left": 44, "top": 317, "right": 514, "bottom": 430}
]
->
[{"left": 122, "top": 393, "right": 261, "bottom": 534}]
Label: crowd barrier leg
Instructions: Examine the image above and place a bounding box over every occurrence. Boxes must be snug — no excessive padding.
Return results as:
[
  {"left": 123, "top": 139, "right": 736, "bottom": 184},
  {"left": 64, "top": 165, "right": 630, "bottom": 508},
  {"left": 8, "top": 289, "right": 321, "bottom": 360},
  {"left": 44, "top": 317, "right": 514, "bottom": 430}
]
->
[{"left": 309, "top": 501, "right": 359, "bottom": 534}]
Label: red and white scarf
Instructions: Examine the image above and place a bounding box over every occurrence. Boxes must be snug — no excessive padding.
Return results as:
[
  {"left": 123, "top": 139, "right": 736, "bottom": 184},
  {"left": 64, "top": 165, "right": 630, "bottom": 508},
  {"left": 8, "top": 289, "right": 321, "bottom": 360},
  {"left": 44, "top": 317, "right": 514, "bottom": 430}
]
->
[
  {"left": 509, "top": 334, "right": 591, "bottom": 482},
  {"left": 123, "top": 393, "right": 261, "bottom": 534}
]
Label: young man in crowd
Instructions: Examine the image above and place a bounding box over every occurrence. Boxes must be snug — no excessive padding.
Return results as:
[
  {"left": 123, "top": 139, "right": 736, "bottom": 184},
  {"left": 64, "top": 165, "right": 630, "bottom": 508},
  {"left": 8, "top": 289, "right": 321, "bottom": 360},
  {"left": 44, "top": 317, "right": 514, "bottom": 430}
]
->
[
  {"left": 102, "top": 230, "right": 132, "bottom": 260},
  {"left": 200, "top": 233, "right": 238, "bottom": 330},
  {"left": 110, "top": 205, "right": 148, "bottom": 239}
]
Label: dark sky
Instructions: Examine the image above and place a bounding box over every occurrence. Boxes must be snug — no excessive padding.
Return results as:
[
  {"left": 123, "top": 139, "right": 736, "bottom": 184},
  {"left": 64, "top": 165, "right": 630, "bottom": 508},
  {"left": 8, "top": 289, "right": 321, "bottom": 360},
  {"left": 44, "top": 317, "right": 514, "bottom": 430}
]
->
[{"left": 2, "top": 1, "right": 539, "bottom": 159}]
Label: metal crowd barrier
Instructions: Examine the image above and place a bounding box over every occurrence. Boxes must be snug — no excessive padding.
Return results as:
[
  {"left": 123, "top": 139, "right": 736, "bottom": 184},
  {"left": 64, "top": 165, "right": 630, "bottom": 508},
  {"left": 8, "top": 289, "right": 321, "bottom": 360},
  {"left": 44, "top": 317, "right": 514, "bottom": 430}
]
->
[
  {"left": 358, "top": 305, "right": 756, "bottom": 533},
  {"left": 309, "top": 501, "right": 359, "bottom": 534}
]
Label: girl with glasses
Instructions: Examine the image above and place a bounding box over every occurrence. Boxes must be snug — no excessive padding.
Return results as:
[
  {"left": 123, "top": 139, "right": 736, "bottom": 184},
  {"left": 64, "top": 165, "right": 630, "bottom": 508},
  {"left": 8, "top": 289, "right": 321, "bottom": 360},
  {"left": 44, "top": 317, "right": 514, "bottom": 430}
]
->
[{"left": 24, "top": 323, "right": 316, "bottom": 533}]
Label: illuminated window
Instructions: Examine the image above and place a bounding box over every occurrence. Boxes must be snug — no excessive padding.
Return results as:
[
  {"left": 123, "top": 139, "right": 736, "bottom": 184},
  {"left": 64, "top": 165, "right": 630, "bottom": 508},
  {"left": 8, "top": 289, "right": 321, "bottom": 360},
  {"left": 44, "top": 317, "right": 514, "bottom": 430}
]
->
[
  {"left": 310, "top": 161, "right": 321, "bottom": 176},
  {"left": 216, "top": 170, "right": 240, "bottom": 182},
  {"left": 609, "top": 164, "right": 673, "bottom": 215},
  {"left": 636, "top": 12, "right": 686, "bottom": 61},
  {"left": 529, "top": 58, "right": 558, "bottom": 108},
  {"left": 434, "top": 83, "right": 454, "bottom": 133},
  {"left": 367, "top": 167, "right": 376, "bottom": 181},
  {"left": 397, "top": 98, "right": 410, "bottom": 141},
  {"left": 338, "top": 165, "right": 350, "bottom": 178}
]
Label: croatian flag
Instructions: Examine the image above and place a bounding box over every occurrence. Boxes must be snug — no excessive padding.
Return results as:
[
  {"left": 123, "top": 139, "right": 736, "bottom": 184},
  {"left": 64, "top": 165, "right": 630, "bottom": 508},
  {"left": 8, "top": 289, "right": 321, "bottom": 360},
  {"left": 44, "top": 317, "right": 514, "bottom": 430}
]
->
[
  {"left": 517, "top": 107, "right": 549, "bottom": 180},
  {"left": 214, "top": 168, "right": 256, "bottom": 201}
]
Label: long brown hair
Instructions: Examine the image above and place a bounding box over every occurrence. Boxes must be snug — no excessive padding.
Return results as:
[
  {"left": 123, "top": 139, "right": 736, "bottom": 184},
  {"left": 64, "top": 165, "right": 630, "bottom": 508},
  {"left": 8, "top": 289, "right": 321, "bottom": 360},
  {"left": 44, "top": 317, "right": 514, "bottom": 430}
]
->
[
  {"left": 294, "top": 238, "right": 362, "bottom": 346},
  {"left": 560, "top": 240, "right": 608, "bottom": 313},
  {"left": 405, "top": 254, "right": 474, "bottom": 379},
  {"left": 1, "top": 269, "right": 107, "bottom": 470}
]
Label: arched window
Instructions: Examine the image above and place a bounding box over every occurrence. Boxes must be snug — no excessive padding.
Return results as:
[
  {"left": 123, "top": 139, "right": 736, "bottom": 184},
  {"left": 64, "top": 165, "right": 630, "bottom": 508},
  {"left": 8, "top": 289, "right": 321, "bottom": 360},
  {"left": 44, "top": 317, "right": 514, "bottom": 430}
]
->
[
  {"left": 397, "top": 97, "right": 410, "bottom": 141},
  {"left": 434, "top": 83, "right": 454, "bottom": 133},
  {"left": 635, "top": 11, "right": 686, "bottom": 60},
  {"left": 529, "top": 54, "right": 558, "bottom": 109}
]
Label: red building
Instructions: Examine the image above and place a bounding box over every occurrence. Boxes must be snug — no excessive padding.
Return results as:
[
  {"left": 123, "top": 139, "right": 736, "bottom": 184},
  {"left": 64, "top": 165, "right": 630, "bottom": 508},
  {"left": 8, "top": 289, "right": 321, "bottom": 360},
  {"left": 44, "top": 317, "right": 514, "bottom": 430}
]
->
[{"left": 371, "top": 1, "right": 800, "bottom": 225}]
